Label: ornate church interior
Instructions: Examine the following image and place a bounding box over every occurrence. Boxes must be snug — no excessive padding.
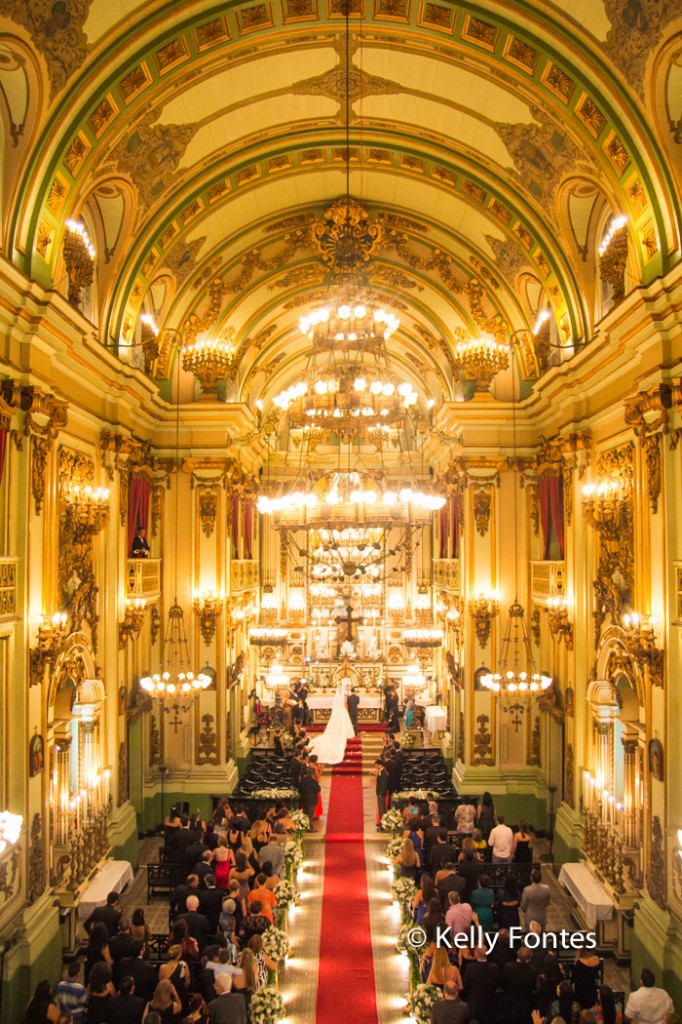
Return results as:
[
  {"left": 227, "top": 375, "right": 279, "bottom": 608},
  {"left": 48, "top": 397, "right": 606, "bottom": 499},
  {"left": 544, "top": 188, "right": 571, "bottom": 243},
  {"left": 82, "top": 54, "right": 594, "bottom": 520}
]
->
[{"left": 0, "top": 0, "right": 681, "bottom": 1020}]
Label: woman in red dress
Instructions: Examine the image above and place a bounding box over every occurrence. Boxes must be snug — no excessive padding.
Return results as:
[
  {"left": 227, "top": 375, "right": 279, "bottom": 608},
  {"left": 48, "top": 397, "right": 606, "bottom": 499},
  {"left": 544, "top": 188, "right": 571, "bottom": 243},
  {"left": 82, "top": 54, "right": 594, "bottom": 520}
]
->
[
  {"left": 212, "top": 834, "right": 235, "bottom": 889},
  {"left": 310, "top": 755, "right": 324, "bottom": 819}
]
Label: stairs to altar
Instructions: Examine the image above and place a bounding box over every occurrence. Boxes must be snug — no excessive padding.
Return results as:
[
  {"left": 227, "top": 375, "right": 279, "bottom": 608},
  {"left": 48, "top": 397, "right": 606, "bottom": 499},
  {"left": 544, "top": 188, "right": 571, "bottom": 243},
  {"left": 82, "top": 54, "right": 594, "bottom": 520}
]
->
[{"left": 331, "top": 732, "right": 386, "bottom": 776}]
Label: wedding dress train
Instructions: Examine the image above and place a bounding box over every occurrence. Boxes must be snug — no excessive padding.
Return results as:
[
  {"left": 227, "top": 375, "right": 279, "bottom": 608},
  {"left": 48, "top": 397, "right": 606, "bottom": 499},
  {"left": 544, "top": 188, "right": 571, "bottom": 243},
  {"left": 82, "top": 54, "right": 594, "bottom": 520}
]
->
[{"left": 309, "top": 685, "right": 355, "bottom": 764}]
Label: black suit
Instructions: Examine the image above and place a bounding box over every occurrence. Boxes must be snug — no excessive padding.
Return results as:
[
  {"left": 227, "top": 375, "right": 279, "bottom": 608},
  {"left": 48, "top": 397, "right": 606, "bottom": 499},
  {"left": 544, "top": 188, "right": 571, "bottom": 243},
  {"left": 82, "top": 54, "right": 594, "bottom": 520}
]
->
[
  {"left": 424, "top": 825, "right": 449, "bottom": 859},
  {"left": 193, "top": 860, "right": 214, "bottom": 885},
  {"left": 438, "top": 872, "right": 467, "bottom": 909},
  {"left": 431, "top": 999, "right": 470, "bottom": 1024},
  {"left": 116, "top": 957, "right": 157, "bottom": 1003},
  {"left": 290, "top": 758, "right": 303, "bottom": 788},
  {"left": 299, "top": 772, "right": 320, "bottom": 826},
  {"left": 201, "top": 886, "right": 227, "bottom": 933},
  {"left": 501, "top": 960, "right": 538, "bottom": 1024},
  {"left": 376, "top": 766, "right": 389, "bottom": 821},
  {"left": 109, "top": 933, "right": 136, "bottom": 982},
  {"left": 166, "top": 828, "right": 195, "bottom": 864},
  {"left": 186, "top": 840, "right": 208, "bottom": 870},
  {"left": 178, "top": 909, "right": 211, "bottom": 950},
  {"left": 208, "top": 992, "right": 248, "bottom": 1024},
  {"left": 106, "top": 993, "right": 146, "bottom": 1024},
  {"left": 462, "top": 960, "right": 500, "bottom": 1023},
  {"left": 84, "top": 903, "right": 121, "bottom": 937},
  {"left": 347, "top": 693, "right": 360, "bottom": 734},
  {"left": 430, "top": 842, "right": 454, "bottom": 873}
]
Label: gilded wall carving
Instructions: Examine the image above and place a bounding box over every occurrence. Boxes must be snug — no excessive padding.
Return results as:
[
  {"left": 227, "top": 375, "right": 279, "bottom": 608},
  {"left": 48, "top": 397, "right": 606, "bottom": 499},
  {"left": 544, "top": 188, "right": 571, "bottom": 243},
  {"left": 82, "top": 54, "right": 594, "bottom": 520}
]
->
[
  {"left": 26, "top": 812, "right": 45, "bottom": 904},
  {"left": 109, "top": 107, "right": 200, "bottom": 208},
  {"left": 602, "top": 0, "right": 676, "bottom": 100},
  {"left": 197, "top": 713, "right": 219, "bottom": 765},
  {"left": 472, "top": 713, "right": 494, "bottom": 766},
  {"left": 648, "top": 814, "right": 667, "bottom": 910},
  {"left": 0, "top": 0, "right": 91, "bottom": 97}
]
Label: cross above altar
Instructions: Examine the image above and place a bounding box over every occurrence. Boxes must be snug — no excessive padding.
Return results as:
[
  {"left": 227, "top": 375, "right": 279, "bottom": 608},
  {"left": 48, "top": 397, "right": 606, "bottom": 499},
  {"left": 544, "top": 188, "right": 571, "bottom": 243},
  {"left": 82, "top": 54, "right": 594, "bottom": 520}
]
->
[{"left": 335, "top": 602, "right": 364, "bottom": 643}]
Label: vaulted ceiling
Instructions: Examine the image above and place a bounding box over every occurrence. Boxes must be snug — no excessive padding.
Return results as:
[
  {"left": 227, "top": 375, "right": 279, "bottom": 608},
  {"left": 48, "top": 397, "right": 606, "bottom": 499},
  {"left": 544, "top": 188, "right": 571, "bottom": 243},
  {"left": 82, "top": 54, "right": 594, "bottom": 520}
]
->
[{"left": 0, "top": 0, "right": 680, "bottom": 418}]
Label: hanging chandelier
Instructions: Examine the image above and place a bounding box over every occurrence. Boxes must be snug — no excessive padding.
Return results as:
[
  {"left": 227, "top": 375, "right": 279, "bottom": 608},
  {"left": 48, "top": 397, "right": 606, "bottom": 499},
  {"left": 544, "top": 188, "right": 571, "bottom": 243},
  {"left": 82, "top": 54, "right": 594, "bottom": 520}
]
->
[
  {"left": 182, "top": 328, "right": 236, "bottom": 393},
  {"left": 452, "top": 334, "right": 510, "bottom": 393},
  {"left": 479, "top": 601, "right": 552, "bottom": 696}
]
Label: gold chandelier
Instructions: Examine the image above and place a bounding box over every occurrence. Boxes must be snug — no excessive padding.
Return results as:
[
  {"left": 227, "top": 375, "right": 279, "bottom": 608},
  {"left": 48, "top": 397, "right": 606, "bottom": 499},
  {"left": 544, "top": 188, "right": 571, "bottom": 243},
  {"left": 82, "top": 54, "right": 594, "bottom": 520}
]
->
[
  {"left": 479, "top": 600, "right": 552, "bottom": 697},
  {"left": 452, "top": 334, "right": 510, "bottom": 393},
  {"left": 182, "top": 328, "right": 236, "bottom": 393}
]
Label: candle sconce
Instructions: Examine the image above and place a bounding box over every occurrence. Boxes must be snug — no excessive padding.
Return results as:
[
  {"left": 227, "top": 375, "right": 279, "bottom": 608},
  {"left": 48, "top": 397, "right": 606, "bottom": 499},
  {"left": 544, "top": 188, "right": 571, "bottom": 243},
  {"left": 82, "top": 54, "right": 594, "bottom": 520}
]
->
[
  {"left": 119, "top": 598, "right": 146, "bottom": 649},
  {"left": 468, "top": 592, "right": 499, "bottom": 649},
  {"left": 30, "top": 613, "right": 68, "bottom": 687},
  {"left": 546, "top": 597, "right": 574, "bottom": 650},
  {"left": 63, "top": 220, "right": 95, "bottom": 309},
  {"left": 193, "top": 591, "right": 224, "bottom": 646},
  {"left": 623, "top": 613, "right": 664, "bottom": 687}
]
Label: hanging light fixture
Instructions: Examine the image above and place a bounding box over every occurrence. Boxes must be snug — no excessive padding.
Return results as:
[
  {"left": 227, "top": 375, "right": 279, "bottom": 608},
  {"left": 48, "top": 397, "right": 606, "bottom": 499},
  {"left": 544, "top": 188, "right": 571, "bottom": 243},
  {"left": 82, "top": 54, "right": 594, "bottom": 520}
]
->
[
  {"left": 478, "top": 349, "right": 552, "bottom": 705},
  {"left": 140, "top": 363, "right": 210, "bottom": 714}
]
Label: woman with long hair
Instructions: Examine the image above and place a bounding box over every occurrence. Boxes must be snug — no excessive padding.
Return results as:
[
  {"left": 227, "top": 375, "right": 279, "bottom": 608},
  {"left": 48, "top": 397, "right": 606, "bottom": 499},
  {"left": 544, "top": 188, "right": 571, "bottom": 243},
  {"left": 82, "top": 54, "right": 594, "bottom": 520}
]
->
[
  {"left": 232, "top": 947, "right": 259, "bottom": 1016},
  {"left": 158, "top": 944, "right": 190, "bottom": 1012},
  {"left": 86, "top": 963, "right": 115, "bottom": 1024},
  {"left": 425, "top": 946, "right": 463, "bottom": 991},
  {"left": 212, "top": 834, "right": 235, "bottom": 889},
  {"left": 535, "top": 954, "right": 565, "bottom": 1017},
  {"left": 240, "top": 835, "right": 260, "bottom": 874},
  {"left": 168, "top": 918, "right": 199, "bottom": 964},
  {"left": 394, "top": 837, "right": 421, "bottom": 883},
  {"left": 476, "top": 791, "right": 495, "bottom": 839},
  {"left": 246, "top": 934, "right": 277, "bottom": 989},
  {"left": 572, "top": 950, "right": 602, "bottom": 1010},
  {"left": 546, "top": 980, "right": 581, "bottom": 1024},
  {"left": 226, "top": 819, "right": 243, "bottom": 855},
  {"left": 470, "top": 874, "right": 495, "bottom": 933},
  {"left": 143, "top": 978, "right": 182, "bottom": 1023},
  {"left": 405, "top": 817, "right": 425, "bottom": 864},
  {"left": 83, "top": 922, "right": 113, "bottom": 983},
  {"left": 495, "top": 874, "right": 521, "bottom": 931},
  {"left": 232, "top": 851, "right": 256, "bottom": 900},
  {"left": 181, "top": 993, "right": 209, "bottom": 1024},
  {"left": 309, "top": 754, "right": 324, "bottom": 819},
  {"left": 249, "top": 812, "right": 271, "bottom": 852},
  {"left": 23, "top": 981, "right": 60, "bottom": 1024},
  {"left": 594, "top": 984, "right": 621, "bottom": 1024},
  {"left": 130, "top": 906, "right": 152, "bottom": 946},
  {"left": 413, "top": 873, "right": 435, "bottom": 925},
  {"left": 513, "top": 819, "right": 533, "bottom": 863}
]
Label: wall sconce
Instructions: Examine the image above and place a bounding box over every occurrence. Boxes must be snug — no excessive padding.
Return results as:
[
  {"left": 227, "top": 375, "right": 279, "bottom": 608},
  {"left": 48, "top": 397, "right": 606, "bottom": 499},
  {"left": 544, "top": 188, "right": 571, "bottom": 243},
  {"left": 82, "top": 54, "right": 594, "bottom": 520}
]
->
[
  {"left": 140, "top": 314, "right": 160, "bottom": 375},
  {"left": 468, "top": 592, "right": 499, "bottom": 648},
  {"left": 30, "top": 613, "right": 68, "bottom": 687},
  {"left": 599, "top": 215, "right": 628, "bottom": 302},
  {"left": 63, "top": 219, "right": 95, "bottom": 308},
  {"left": 193, "top": 591, "right": 224, "bottom": 646},
  {"left": 260, "top": 584, "right": 278, "bottom": 625},
  {"left": 119, "top": 597, "right": 146, "bottom": 649},
  {"left": 65, "top": 483, "right": 111, "bottom": 535},
  {"left": 623, "top": 612, "right": 664, "bottom": 687},
  {"left": 581, "top": 478, "right": 631, "bottom": 539},
  {"left": 264, "top": 659, "right": 288, "bottom": 690},
  {"left": 225, "top": 597, "right": 247, "bottom": 649},
  {"left": 546, "top": 597, "right": 574, "bottom": 650},
  {"left": 0, "top": 811, "right": 22, "bottom": 855}
]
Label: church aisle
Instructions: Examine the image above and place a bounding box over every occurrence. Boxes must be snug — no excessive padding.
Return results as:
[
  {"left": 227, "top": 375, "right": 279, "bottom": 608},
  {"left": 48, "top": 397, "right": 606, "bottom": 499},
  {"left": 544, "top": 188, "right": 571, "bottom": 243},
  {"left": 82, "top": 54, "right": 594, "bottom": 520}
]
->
[{"left": 315, "top": 768, "right": 380, "bottom": 1024}]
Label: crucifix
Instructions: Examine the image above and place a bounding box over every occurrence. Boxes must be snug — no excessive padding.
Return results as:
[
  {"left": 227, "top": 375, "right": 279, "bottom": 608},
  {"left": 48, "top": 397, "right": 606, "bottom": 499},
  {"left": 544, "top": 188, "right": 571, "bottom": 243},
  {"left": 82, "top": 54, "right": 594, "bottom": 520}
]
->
[{"left": 335, "top": 602, "right": 363, "bottom": 644}]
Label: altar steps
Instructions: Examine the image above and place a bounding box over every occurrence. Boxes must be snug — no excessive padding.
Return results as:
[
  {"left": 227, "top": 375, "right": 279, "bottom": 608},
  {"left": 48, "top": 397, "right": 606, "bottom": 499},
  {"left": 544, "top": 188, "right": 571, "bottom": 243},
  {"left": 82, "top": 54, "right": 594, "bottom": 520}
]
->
[{"left": 331, "top": 737, "right": 364, "bottom": 776}]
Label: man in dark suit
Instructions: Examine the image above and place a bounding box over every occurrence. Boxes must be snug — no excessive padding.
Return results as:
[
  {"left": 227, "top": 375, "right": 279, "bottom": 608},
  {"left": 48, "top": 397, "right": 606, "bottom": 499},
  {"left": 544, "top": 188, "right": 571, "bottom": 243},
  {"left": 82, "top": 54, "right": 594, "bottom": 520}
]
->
[
  {"left": 431, "top": 980, "right": 470, "bottom": 1024},
  {"left": 290, "top": 752, "right": 304, "bottom": 788},
  {"left": 501, "top": 946, "right": 538, "bottom": 1024},
  {"left": 166, "top": 816, "right": 195, "bottom": 864},
  {"left": 201, "top": 874, "right": 227, "bottom": 935},
  {"left": 171, "top": 873, "right": 200, "bottom": 919},
  {"left": 185, "top": 834, "right": 208, "bottom": 871},
  {"left": 430, "top": 835, "right": 454, "bottom": 873},
  {"left": 193, "top": 849, "right": 215, "bottom": 886},
  {"left": 462, "top": 947, "right": 500, "bottom": 1023},
  {"left": 386, "top": 686, "right": 400, "bottom": 733},
  {"left": 437, "top": 864, "right": 466, "bottom": 910},
  {"left": 424, "top": 815, "right": 449, "bottom": 861},
  {"left": 298, "top": 680, "right": 309, "bottom": 724},
  {"left": 177, "top": 894, "right": 211, "bottom": 950},
  {"left": 299, "top": 766, "right": 320, "bottom": 831},
  {"left": 375, "top": 759, "right": 389, "bottom": 829},
  {"left": 84, "top": 891, "right": 121, "bottom": 937},
  {"left": 109, "top": 918, "right": 136, "bottom": 982},
  {"left": 106, "top": 975, "right": 146, "bottom": 1024},
  {"left": 347, "top": 687, "right": 360, "bottom": 735},
  {"left": 117, "top": 941, "right": 157, "bottom": 1003},
  {"left": 208, "top": 973, "right": 247, "bottom": 1024}
]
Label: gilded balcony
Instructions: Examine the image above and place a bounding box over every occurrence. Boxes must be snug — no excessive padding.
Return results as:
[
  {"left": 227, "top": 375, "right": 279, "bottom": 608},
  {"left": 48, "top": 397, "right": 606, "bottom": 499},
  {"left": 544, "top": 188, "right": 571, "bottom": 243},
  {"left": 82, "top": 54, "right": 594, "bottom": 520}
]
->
[
  {"left": 231, "top": 559, "right": 259, "bottom": 591},
  {"left": 0, "top": 558, "right": 19, "bottom": 618},
  {"left": 432, "top": 559, "right": 461, "bottom": 591},
  {"left": 530, "top": 561, "right": 565, "bottom": 602},
  {"left": 127, "top": 559, "right": 161, "bottom": 600}
]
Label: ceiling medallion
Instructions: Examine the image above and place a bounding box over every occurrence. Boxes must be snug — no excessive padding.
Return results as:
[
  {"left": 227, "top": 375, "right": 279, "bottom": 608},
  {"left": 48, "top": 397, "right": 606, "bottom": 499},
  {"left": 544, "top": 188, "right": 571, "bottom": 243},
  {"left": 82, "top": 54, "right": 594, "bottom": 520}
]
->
[{"left": 311, "top": 197, "right": 385, "bottom": 277}]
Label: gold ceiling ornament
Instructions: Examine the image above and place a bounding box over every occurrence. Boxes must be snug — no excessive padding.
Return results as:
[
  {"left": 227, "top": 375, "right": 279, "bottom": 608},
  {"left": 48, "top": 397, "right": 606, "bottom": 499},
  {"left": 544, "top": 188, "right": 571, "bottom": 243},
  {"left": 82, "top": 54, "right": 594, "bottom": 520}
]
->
[
  {"left": 311, "top": 197, "right": 385, "bottom": 277},
  {"left": 452, "top": 331, "right": 510, "bottom": 393},
  {"left": 468, "top": 592, "right": 499, "bottom": 648},
  {"left": 63, "top": 220, "right": 95, "bottom": 309}
]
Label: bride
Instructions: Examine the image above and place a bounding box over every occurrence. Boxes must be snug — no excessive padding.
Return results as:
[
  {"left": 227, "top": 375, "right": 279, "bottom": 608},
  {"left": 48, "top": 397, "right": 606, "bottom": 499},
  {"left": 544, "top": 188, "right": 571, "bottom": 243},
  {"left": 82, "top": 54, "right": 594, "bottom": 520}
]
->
[{"left": 309, "top": 679, "right": 355, "bottom": 764}]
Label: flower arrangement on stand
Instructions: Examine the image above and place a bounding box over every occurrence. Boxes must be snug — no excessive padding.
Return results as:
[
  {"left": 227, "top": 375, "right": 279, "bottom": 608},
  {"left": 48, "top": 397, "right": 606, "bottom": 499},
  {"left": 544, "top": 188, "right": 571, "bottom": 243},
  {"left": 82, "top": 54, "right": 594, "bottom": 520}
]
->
[
  {"left": 283, "top": 839, "right": 304, "bottom": 880},
  {"left": 382, "top": 807, "right": 405, "bottom": 834},
  {"left": 402, "top": 732, "right": 417, "bottom": 749},
  {"left": 289, "top": 809, "right": 310, "bottom": 834},
  {"left": 249, "top": 986, "right": 286, "bottom": 1024},
  {"left": 391, "top": 876, "right": 417, "bottom": 923},
  {"left": 392, "top": 789, "right": 441, "bottom": 802},
  {"left": 274, "top": 878, "right": 298, "bottom": 910},
  {"left": 385, "top": 836, "right": 404, "bottom": 862},
  {"left": 251, "top": 787, "right": 299, "bottom": 800},
  {"left": 339, "top": 639, "right": 357, "bottom": 660},
  {"left": 409, "top": 983, "right": 444, "bottom": 1024},
  {"left": 262, "top": 925, "right": 290, "bottom": 963}
]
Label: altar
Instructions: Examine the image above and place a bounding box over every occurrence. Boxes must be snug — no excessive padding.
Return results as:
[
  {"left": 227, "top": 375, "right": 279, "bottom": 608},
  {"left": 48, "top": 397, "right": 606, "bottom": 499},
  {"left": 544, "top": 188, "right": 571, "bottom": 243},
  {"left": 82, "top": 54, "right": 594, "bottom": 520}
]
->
[
  {"left": 263, "top": 692, "right": 384, "bottom": 724},
  {"left": 558, "top": 861, "right": 634, "bottom": 960}
]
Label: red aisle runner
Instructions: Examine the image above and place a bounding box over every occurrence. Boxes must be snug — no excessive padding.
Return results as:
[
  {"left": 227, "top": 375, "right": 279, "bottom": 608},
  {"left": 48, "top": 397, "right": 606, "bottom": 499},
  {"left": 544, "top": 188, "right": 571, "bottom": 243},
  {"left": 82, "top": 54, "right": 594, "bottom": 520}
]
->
[{"left": 315, "top": 770, "right": 379, "bottom": 1024}]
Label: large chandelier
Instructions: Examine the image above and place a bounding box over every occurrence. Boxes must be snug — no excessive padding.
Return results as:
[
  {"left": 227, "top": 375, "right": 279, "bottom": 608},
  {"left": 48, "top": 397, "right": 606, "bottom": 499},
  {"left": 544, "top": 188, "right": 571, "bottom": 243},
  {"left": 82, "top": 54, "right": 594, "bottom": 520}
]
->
[
  {"left": 479, "top": 601, "right": 552, "bottom": 697},
  {"left": 453, "top": 334, "right": 510, "bottom": 393},
  {"left": 182, "top": 328, "right": 236, "bottom": 393},
  {"left": 140, "top": 602, "right": 211, "bottom": 705}
]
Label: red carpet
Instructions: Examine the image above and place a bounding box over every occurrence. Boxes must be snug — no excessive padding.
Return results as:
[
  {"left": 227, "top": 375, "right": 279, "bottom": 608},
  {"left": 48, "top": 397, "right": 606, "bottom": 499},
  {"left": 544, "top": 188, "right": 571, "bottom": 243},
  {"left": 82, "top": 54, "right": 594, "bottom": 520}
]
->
[{"left": 315, "top": 771, "right": 378, "bottom": 1024}]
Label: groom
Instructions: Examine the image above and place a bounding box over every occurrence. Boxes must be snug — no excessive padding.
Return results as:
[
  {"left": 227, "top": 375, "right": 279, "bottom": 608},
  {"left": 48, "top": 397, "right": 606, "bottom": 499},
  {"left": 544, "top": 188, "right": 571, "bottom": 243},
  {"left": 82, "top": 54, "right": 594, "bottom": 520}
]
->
[{"left": 347, "top": 687, "right": 360, "bottom": 735}]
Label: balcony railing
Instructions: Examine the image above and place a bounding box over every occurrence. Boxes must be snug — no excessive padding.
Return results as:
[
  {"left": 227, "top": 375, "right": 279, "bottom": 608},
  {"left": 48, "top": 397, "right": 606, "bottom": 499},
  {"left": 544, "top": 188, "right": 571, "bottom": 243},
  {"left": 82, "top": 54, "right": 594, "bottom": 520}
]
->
[
  {"left": 127, "top": 559, "right": 161, "bottom": 599},
  {"left": 530, "top": 561, "right": 565, "bottom": 601},
  {"left": 0, "top": 558, "right": 18, "bottom": 618},
  {"left": 232, "top": 559, "right": 259, "bottom": 591},
  {"left": 432, "top": 559, "right": 461, "bottom": 591}
]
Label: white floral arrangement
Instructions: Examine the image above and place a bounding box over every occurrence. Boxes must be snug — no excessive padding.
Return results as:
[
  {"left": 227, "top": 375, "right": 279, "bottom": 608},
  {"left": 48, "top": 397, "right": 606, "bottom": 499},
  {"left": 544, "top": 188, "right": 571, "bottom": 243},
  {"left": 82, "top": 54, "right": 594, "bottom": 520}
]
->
[
  {"left": 249, "top": 986, "right": 285, "bottom": 1024},
  {"left": 288, "top": 809, "right": 310, "bottom": 832},
  {"left": 262, "top": 925, "right": 290, "bottom": 962},
  {"left": 386, "top": 836, "right": 404, "bottom": 861},
  {"left": 391, "top": 875, "right": 417, "bottom": 910},
  {"left": 381, "top": 807, "right": 405, "bottom": 834},
  {"left": 402, "top": 732, "right": 417, "bottom": 748},
  {"left": 409, "top": 983, "right": 444, "bottom": 1024},
  {"left": 283, "top": 838, "right": 303, "bottom": 869},
  {"left": 250, "top": 788, "right": 298, "bottom": 800},
  {"left": 274, "top": 878, "right": 298, "bottom": 908},
  {"left": 397, "top": 923, "right": 411, "bottom": 952},
  {"left": 339, "top": 640, "right": 357, "bottom": 659},
  {"left": 392, "top": 790, "right": 441, "bottom": 802}
]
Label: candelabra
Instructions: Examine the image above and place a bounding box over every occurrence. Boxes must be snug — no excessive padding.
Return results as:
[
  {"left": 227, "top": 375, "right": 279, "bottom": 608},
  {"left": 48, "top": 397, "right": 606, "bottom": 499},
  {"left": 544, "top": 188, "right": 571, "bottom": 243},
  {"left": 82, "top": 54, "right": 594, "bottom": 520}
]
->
[
  {"left": 582, "top": 479, "right": 631, "bottom": 539},
  {"left": 479, "top": 600, "right": 553, "bottom": 700},
  {"left": 264, "top": 659, "right": 289, "bottom": 691},
  {"left": 468, "top": 592, "right": 499, "bottom": 648},
  {"left": 622, "top": 613, "right": 664, "bottom": 687},
  {"left": 0, "top": 811, "right": 22, "bottom": 855},
  {"left": 63, "top": 220, "right": 95, "bottom": 308},
  {"left": 118, "top": 598, "right": 146, "bottom": 649},
  {"left": 452, "top": 335, "right": 510, "bottom": 392},
  {"left": 30, "top": 613, "right": 68, "bottom": 687},
  {"left": 224, "top": 597, "right": 249, "bottom": 650},
  {"left": 182, "top": 328, "right": 237, "bottom": 394},
  {"left": 599, "top": 216, "right": 629, "bottom": 302},
  {"left": 546, "top": 597, "right": 574, "bottom": 650},
  {"left": 403, "top": 628, "right": 443, "bottom": 649},
  {"left": 65, "top": 483, "right": 111, "bottom": 535},
  {"left": 193, "top": 591, "right": 224, "bottom": 646},
  {"left": 248, "top": 627, "right": 288, "bottom": 646},
  {"left": 140, "top": 314, "right": 160, "bottom": 375}
]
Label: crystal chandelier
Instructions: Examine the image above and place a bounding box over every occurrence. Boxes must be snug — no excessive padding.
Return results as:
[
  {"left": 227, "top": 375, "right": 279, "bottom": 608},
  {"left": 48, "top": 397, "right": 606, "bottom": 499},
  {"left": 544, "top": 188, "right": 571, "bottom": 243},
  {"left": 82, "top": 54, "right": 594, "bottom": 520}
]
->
[
  {"left": 182, "top": 328, "right": 236, "bottom": 393},
  {"left": 452, "top": 334, "right": 510, "bottom": 393},
  {"left": 140, "top": 602, "right": 211, "bottom": 704},
  {"left": 479, "top": 601, "right": 552, "bottom": 696}
]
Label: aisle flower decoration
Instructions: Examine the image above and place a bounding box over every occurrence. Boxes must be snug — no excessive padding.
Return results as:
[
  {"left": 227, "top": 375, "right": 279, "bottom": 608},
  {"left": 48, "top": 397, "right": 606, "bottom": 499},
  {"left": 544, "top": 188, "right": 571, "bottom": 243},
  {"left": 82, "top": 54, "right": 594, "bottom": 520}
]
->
[
  {"left": 274, "top": 878, "right": 298, "bottom": 909},
  {"left": 381, "top": 807, "right": 405, "bottom": 834},
  {"left": 289, "top": 809, "right": 310, "bottom": 833},
  {"left": 262, "top": 925, "right": 290, "bottom": 962},
  {"left": 250, "top": 787, "right": 298, "bottom": 800},
  {"left": 392, "top": 789, "right": 441, "bottom": 802},
  {"left": 391, "top": 875, "right": 417, "bottom": 920},
  {"left": 409, "top": 983, "right": 443, "bottom": 1024},
  {"left": 284, "top": 838, "right": 304, "bottom": 870},
  {"left": 386, "top": 836, "right": 404, "bottom": 862},
  {"left": 249, "top": 986, "right": 285, "bottom": 1024}
]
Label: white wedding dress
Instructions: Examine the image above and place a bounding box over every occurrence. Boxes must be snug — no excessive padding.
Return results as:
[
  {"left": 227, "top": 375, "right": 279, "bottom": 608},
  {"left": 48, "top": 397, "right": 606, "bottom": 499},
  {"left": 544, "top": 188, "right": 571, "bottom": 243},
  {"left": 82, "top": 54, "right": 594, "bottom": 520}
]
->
[{"left": 309, "top": 685, "right": 355, "bottom": 764}]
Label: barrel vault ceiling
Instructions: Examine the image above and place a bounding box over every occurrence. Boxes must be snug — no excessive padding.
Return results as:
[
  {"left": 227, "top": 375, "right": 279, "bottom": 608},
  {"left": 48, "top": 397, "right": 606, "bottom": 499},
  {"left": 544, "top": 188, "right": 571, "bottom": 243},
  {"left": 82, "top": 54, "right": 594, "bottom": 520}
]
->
[{"left": 0, "top": 0, "right": 680, "bottom": 419}]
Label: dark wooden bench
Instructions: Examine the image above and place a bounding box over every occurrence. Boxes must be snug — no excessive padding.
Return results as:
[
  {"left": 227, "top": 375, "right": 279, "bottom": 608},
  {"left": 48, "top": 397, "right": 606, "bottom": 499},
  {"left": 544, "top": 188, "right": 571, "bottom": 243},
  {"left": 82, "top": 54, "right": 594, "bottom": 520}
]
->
[{"left": 147, "top": 862, "right": 185, "bottom": 902}]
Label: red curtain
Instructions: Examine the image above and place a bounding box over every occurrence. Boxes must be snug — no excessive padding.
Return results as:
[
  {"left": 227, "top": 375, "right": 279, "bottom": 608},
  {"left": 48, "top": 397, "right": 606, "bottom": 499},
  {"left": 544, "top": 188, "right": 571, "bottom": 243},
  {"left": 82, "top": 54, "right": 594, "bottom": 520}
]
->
[
  {"left": 243, "top": 501, "right": 254, "bottom": 559},
  {"left": 438, "top": 497, "right": 460, "bottom": 558},
  {"left": 232, "top": 494, "right": 240, "bottom": 557},
  {"left": 127, "top": 477, "right": 152, "bottom": 555},
  {"left": 538, "top": 475, "right": 564, "bottom": 559},
  {"left": 0, "top": 428, "right": 7, "bottom": 488},
  {"left": 451, "top": 496, "right": 460, "bottom": 558},
  {"left": 439, "top": 504, "right": 448, "bottom": 558}
]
